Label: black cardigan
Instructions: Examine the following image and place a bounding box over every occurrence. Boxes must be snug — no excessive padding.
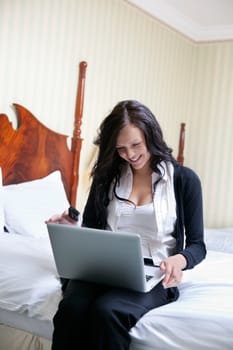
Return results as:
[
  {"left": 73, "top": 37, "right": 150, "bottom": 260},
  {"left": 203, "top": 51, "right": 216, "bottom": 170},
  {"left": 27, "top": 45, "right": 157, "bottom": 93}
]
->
[{"left": 83, "top": 163, "right": 207, "bottom": 270}]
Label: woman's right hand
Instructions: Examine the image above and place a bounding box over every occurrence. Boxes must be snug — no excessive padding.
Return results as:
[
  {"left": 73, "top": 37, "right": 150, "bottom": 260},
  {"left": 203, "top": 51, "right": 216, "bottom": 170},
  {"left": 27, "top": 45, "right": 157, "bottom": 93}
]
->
[{"left": 45, "top": 210, "right": 77, "bottom": 225}]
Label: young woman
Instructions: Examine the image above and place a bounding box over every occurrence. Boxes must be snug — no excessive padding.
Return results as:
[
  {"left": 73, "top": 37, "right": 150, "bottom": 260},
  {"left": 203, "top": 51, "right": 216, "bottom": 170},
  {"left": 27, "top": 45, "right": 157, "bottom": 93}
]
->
[{"left": 48, "top": 100, "right": 206, "bottom": 350}]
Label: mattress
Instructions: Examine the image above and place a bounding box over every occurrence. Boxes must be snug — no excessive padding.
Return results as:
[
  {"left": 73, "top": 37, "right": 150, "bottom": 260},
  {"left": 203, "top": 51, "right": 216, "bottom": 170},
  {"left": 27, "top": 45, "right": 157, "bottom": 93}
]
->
[
  {"left": 0, "top": 308, "right": 52, "bottom": 339},
  {"left": 0, "top": 230, "right": 233, "bottom": 350}
]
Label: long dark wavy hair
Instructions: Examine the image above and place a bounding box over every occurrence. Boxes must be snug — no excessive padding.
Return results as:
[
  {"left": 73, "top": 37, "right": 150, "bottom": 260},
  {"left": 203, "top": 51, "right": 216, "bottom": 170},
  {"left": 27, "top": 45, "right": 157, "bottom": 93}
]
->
[{"left": 88, "top": 100, "right": 177, "bottom": 227}]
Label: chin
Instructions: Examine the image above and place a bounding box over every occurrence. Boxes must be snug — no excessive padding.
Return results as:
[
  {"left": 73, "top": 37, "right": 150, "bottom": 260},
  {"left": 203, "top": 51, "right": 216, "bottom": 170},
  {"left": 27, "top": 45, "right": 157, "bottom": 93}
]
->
[{"left": 131, "top": 163, "right": 144, "bottom": 170}]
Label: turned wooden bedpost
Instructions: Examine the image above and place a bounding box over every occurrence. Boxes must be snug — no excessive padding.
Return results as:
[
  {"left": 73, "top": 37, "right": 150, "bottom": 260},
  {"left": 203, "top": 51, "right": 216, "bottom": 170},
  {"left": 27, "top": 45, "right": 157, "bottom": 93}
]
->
[
  {"left": 70, "top": 61, "right": 87, "bottom": 206},
  {"left": 177, "top": 122, "right": 185, "bottom": 165}
]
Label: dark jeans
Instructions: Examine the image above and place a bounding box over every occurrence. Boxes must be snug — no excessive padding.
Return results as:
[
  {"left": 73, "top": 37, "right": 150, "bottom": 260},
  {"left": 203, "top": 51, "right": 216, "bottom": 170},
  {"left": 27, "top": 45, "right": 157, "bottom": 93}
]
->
[{"left": 52, "top": 279, "right": 179, "bottom": 350}]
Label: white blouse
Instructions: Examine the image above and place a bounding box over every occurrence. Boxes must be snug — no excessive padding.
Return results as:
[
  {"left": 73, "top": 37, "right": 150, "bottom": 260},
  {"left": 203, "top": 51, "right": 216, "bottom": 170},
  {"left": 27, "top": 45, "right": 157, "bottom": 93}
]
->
[{"left": 107, "top": 162, "right": 177, "bottom": 265}]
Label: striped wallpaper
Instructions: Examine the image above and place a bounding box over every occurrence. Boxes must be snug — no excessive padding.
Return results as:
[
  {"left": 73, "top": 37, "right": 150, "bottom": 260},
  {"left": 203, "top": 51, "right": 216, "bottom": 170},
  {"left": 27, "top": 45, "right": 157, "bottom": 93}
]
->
[
  {"left": 187, "top": 43, "right": 233, "bottom": 227},
  {"left": 0, "top": 0, "right": 232, "bottom": 227}
]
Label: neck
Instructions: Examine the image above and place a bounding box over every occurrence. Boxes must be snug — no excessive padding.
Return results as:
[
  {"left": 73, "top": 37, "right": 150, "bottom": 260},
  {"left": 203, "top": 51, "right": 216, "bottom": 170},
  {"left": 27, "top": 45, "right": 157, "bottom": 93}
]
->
[{"left": 131, "top": 164, "right": 152, "bottom": 177}]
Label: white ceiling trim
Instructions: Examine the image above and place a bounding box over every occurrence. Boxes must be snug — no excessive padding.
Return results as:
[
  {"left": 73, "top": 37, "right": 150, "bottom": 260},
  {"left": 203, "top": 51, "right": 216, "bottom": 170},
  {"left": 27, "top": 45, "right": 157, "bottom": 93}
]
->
[{"left": 126, "top": 0, "right": 233, "bottom": 42}]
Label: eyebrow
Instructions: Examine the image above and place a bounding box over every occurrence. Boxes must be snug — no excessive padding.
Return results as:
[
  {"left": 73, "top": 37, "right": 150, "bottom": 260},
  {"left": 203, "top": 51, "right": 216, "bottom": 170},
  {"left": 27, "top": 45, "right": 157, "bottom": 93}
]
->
[{"left": 116, "top": 140, "right": 142, "bottom": 147}]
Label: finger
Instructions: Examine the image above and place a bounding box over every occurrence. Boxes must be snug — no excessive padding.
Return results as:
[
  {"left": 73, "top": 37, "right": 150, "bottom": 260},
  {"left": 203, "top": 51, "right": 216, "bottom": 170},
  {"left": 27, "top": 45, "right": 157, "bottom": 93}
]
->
[
  {"left": 164, "top": 269, "right": 183, "bottom": 288},
  {"left": 161, "top": 264, "right": 173, "bottom": 287},
  {"left": 163, "top": 274, "right": 176, "bottom": 288}
]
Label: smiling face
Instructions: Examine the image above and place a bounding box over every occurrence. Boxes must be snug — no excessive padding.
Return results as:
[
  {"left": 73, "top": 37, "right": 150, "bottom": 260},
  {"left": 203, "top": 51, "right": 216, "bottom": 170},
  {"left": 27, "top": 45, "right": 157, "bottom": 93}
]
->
[{"left": 116, "top": 123, "right": 151, "bottom": 172}]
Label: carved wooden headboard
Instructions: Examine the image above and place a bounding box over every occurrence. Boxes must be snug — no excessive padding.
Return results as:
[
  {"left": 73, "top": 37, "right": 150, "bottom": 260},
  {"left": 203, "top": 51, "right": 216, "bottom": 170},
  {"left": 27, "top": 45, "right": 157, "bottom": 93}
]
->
[{"left": 0, "top": 61, "right": 87, "bottom": 207}]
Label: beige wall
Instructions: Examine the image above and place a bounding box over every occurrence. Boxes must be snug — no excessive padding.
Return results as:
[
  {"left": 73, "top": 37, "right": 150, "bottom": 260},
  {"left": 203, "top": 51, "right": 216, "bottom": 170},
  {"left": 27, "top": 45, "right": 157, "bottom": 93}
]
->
[
  {"left": 187, "top": 42, "right": 233, "bottom": 227},
  {"left": 0, "top": 0, "right": 232, "bottom": 227}
]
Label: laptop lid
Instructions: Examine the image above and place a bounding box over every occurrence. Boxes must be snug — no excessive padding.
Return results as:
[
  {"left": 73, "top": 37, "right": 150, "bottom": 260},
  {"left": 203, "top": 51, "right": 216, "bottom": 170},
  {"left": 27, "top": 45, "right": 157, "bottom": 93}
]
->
[{"left": 47, "top": 223, "right": 164, "bottom": 292}]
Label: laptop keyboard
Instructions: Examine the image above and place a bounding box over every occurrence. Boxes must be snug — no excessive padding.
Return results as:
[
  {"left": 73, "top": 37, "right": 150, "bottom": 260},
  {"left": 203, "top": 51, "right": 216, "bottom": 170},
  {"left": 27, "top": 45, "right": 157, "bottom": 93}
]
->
[{"left": 146, "top": 275, "right": 153, "bottom": 282}]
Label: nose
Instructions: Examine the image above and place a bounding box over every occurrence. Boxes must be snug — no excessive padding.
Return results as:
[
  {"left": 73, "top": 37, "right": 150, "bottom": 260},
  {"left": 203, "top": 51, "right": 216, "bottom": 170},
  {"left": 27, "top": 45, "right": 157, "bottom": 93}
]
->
[{"left": 126, "top": 147, "right": 136, "bottom": 160}]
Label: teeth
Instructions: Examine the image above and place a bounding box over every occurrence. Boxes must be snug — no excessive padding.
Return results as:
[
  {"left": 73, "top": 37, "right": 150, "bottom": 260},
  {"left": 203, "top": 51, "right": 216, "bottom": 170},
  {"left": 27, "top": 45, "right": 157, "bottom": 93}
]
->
[{"left": 131, "top": 156, "right": 140, "bottom": 162}]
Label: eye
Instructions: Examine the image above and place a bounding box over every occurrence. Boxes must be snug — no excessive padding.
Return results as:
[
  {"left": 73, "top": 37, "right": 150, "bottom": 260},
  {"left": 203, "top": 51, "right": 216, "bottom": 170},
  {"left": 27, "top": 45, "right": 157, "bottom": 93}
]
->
[
  {"left": 116, "top": 147, "right": 125, "bottom": 153},
  {"left": 132, "top": 142, "right": 141, "bottom": 147}
]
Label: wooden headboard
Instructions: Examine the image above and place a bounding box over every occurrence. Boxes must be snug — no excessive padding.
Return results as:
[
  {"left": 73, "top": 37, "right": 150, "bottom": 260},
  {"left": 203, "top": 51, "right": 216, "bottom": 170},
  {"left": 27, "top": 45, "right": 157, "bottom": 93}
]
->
[
  {"left": 177, "top": 122, "right": 185, "bottom": 165},
  {"left": 0, "top": 61, "right": 87, "bottom": 207}
]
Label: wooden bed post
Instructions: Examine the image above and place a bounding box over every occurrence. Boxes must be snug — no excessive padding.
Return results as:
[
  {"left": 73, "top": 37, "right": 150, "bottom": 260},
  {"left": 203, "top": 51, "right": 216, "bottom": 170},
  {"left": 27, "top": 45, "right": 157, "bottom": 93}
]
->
[
  {"left": 177, "top": 122, "right": 185, "bottom": 165},
  {"left": 70, "top": 61, "right": 87, "bottom": 206}
]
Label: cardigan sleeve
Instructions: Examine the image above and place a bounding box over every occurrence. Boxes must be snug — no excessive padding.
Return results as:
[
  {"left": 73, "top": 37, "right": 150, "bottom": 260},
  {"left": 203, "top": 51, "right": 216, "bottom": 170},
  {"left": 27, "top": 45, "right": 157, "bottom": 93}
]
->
[
  {"left": 174, "top": 166, "right": 207, "bottom": 269},
  {"left": 82, "top": 178, "right": 108, "bottom": 229},
  {"left": 82, "top": 180, "right": 99, "bottom": 228}
]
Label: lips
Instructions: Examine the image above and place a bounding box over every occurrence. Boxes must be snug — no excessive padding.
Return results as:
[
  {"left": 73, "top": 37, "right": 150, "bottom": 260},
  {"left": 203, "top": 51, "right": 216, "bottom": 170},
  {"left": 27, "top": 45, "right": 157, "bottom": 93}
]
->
[{"left": 130, "top": 155, "right": 141, "bottom": 165}]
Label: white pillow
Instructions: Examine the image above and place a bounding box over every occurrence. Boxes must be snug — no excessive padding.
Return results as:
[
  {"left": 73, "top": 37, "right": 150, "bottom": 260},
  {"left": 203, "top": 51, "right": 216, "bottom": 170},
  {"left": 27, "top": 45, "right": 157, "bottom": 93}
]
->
[
  {"left": 0, "top": 168, "right": 5, "bottom": 232},
  {"left": 4, "top": 171, "right": 70, "bottom": 238},
  {"left": 205, "top": 227, "right": 233, "bottom": 254}
]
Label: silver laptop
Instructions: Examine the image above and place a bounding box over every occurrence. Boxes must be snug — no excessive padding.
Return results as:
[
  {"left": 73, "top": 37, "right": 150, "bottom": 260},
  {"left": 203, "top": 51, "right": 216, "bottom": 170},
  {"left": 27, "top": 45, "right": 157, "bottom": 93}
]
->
[{"left": 47, "top": 223, "right": 164, "bottom": 293}]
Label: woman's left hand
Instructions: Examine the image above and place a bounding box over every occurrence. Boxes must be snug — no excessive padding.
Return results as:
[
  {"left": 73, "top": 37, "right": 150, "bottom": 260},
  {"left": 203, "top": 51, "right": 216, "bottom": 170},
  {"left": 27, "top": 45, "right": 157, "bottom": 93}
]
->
[{"left": 160, "top": 254, "right": 187, "bottom": 288}]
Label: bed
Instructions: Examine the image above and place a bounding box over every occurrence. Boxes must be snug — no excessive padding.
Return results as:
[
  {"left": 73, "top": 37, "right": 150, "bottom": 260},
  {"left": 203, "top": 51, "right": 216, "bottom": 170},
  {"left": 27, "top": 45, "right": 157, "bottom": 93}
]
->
[{"left": 0, "top": 63, "right": 233, "bottom": 350}]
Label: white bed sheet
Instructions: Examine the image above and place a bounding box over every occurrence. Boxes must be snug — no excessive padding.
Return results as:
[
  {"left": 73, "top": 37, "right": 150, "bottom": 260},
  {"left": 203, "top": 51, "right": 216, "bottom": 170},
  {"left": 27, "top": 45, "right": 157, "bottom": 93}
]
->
[
  {"left": 0, "top": 233, "right": 61, "bottom": 322},
  {"left": 130, "top": 250, "right": 233, "bottom": 350},
  {"left": 0, "top": 231, "right": 233, "bottom": 350}
]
